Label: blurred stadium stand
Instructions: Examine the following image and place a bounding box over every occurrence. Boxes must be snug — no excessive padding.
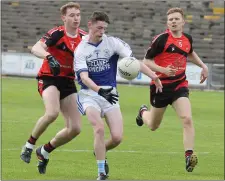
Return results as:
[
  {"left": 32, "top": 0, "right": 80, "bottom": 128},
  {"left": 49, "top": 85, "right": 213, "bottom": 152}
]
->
[{"left": 2, "top": 0, "right": 224, "bottom": 89}]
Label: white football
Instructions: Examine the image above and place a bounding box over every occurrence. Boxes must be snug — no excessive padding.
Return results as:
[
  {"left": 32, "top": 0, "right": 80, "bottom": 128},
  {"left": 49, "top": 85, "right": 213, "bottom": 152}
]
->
[{"left": 118, "top": 57, "right": 140, "bottom": 80}]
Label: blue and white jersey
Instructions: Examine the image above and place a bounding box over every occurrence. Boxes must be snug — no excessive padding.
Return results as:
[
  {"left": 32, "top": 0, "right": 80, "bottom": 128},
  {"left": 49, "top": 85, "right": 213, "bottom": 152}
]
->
[{"left": 74, "top": 34, "right": 133, "bottom": 89}]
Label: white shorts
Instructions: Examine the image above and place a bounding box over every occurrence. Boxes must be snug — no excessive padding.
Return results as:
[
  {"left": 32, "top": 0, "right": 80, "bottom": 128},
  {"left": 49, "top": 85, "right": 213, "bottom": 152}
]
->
[{"left": 76, "top": 86, "right": 120, "bottom": 117}]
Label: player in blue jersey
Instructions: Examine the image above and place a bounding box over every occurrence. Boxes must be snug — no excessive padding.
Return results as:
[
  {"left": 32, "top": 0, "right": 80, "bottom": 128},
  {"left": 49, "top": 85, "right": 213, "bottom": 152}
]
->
[{"left": 74, "top": 11, "right": 162, "bottom": 180}]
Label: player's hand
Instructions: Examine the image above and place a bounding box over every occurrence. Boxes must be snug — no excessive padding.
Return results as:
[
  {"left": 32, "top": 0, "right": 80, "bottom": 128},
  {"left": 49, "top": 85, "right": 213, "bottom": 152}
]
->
[
  {"left": 200, "top": 64, "right": 208, "bottom": 84},
  {"left": 98, "top": 87, "right": 119, "bottom": 105},
  {"left": 153, "top": 77, "right": 163, "bottom": 93},
  {"left": 46, "top": 55, "right": 60, "bottom": 76},
  {"left": 163, "top": 65, "right": 178, "bottom": 76}
]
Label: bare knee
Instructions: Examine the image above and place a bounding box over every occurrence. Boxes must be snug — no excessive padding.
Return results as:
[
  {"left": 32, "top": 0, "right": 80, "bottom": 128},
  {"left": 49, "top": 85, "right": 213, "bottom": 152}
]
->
[
  {"left": 111, "top": 134, "right": 123, "bottom": 146},
  {"left": 44, "top": 110, "right": 59, "bottom": 123},
  {"left": 94, "top": 123, "right": 105, "bottom": 137},
  {"left": 145, "top": 119, "right": 161, "bottom": 131},
  {"left": 67, "top": 126, "right": 81, "bottom": 139},
  {"left": 181, "top": 116, "right": 193, "bottom": 128}
]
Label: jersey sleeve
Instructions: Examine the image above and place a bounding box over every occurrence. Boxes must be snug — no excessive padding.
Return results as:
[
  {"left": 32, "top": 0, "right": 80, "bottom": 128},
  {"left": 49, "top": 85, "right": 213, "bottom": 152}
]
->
[
  {"left": 184, "top": 33, "right": 193, "bottom": 54},
  {"left": 112, "top": 37, "right": 133, "bottom": 58},
  {"left": 40, "top": 27, "right": 64, "bottom": 47},
  {"left": 145, "top": 34, "right": 167, "bottom": 59},
  {"left": 74, "top": 44, "right": 88, "bottom": 76}
]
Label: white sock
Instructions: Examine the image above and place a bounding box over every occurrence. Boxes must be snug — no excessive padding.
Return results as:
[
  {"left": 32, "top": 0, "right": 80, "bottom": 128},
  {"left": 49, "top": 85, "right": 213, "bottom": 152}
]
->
[
  {"left": 97, "top": 160, "right": 106, "bottom": 176},
  {"left": 41, "top": 146, "right": 49, "bottom": 159},
  {"left": 25, "top": 142, "right": 35, "bottom": 149}
]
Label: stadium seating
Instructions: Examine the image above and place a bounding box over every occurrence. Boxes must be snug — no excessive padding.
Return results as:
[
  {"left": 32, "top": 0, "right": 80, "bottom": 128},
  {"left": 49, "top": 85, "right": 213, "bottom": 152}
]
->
[{"left": 1, "top": 1, "right": 224, "bottom": 64}]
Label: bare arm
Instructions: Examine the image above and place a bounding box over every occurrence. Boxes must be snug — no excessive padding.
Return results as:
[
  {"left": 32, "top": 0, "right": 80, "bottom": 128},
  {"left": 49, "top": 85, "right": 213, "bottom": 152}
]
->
[
  {"left": 138, "top": 60, "right": 163, "bottom": 93},
  {"left": 188, "top": 51, "right": 207, "bottom": 68},
  {"left": 143, "top": 58, "right": 165, "bottom": 73},
  {"left": 139, "top": 60, "right": 158, "bottom": 80},
  {"left": 143, "top": 58, "right": 177, "bottom": 76},
  {"left": 31, "top": 41, "right": 50, "bottom": 59},
  {"left": 188, "top": 51, "right": 208, "bottom": 83},
  {"left": 80, "top": 71, "right": 100, "bottom": 92}
]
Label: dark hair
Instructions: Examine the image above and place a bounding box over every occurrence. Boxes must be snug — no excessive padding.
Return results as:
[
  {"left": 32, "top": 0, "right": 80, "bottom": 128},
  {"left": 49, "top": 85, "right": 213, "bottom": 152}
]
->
[{"left": 89, "top": 11, "right": 110, "bottom": 24}]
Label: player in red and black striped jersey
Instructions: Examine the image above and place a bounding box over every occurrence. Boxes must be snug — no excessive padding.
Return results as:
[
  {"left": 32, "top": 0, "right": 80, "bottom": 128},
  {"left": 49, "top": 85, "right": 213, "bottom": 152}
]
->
[
  {"left": 20, "top": 2, "right": 86, "bottom": 174},
  {"left": 38, "top": 25, "right": 86, "bottom": 79},
  {"left": 136, "top": 7, "right": 208, "bottom": 172}
]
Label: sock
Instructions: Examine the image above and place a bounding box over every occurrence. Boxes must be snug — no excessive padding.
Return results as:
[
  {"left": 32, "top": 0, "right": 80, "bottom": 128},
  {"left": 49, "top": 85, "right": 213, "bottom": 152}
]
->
[
  {"left": 25, "top": 142, "right": 35, "bottom": 149},
  {"left": 43, "top": 142, "right": 55, "bottom": 153},
  {"left": 41, "top": 146, "right": 50, "bottom": 159},
  {"left": 97, "top": 160, "right": 106, "bottom": 176},
  {"left": 27, "top": 135, "right": 37, "bottom": 145},
  {"left": 185, "top": 150, "right": 193, "bottom": 157}
]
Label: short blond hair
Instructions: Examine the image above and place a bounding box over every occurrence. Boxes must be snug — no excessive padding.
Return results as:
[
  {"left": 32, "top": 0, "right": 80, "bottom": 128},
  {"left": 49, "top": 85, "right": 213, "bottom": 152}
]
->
[
  {"left": 167, "top": 7, "right": 184, "bottom": 19},
  {"left": 60, "top": 2, "right": 80, "bottom": 15}
]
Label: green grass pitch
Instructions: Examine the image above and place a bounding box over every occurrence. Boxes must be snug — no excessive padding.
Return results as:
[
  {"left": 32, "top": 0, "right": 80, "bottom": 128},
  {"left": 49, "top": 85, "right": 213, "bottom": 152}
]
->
[{"left": 2, "top": 77, "right": 224, "bottom": 180}]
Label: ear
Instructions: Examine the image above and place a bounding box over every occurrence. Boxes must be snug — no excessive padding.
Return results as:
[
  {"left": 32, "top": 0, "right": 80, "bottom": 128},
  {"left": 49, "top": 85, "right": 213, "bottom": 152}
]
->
[
  {"left": 166, "top": 21, "right": 169, "bottom": 29},
  {"left": 61, "top": 15, "right": 66, "bottom": 22},
  {"left": 182, "top": 19, "right": 185, "bottom": 26},
  {"left": 87, "top": 21, "right": 92, "bottom": 29}
]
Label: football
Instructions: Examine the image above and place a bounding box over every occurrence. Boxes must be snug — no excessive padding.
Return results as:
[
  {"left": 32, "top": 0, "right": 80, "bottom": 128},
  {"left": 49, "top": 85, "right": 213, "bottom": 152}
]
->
[{"left": 118, "top": 57, "right": 140, "bottom": 80}]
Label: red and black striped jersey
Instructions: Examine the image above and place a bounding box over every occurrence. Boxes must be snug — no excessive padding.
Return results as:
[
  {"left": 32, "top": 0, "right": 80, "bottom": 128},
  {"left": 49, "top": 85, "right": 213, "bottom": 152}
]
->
[
  {"left": 145, "top": 29, "right": 193, "bottom": 88},
  {"left": 38, "top": 26, "right": 87, "bottom": 79}
]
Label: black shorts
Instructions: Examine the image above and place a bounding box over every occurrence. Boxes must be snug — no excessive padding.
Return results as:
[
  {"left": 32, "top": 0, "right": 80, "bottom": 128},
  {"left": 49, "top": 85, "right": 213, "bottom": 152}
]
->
[
  {"left": 37, "top": 76, "right": 77, "bottom": 100},
  {"left": 150, "top": 83, "right": 189, "bottom": 108}
]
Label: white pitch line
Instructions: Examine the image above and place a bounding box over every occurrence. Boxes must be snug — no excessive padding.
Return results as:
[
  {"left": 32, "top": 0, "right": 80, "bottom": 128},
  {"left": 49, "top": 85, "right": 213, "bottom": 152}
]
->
[{"left": 4, "top": 148, "right": 213, "bottom": 154}]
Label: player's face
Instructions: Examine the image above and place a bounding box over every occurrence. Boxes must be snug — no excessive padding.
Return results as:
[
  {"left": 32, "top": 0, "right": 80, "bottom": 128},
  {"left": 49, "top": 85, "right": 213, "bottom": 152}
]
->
[
  {"left": 89, "top": 21, "right": 108, "bottom": 41},
  {"left": 167, "top": 12, "right": 185, "bottom": 32},
  {"left": 62, "top": 7, "right": 81, "bottom": 29}
]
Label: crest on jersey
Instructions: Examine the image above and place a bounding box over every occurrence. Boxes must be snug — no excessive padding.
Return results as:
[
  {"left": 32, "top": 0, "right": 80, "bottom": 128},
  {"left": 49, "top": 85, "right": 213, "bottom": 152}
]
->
[
  {"left": 70, "top": 41, "right": 75, "bottom": 49},
  {"left": 104, "top": 49, "right": 110, "bottom": 58},
  {"left": 94, "top": 50, "right": 100, "bottom": 58}
]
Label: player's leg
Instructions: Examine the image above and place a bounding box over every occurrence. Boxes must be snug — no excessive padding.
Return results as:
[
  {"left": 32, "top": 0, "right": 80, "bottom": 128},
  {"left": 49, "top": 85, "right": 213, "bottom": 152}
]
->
[
  {"left": 51, "top": 93, "right": 81, "bottom": 147},
  {"left": 77, "top": 90, "right": 108, "bottom": 179},
  {"left": 139, "top": 106, "right": 167, "bottom": 130},
  {"left": 99, "top": 87, "right": 122, "bottom": 150},
  {"left": 172, "top": 97, "right": 194, "bottom": 152},
  {"left": 86, "top": 107, "right": 108, "bottom": 178},
  {"left": 36, "top": 80, "right": 81, "bottom": 174},
  {"left": 101, "top": 107, "right": 123, "bottom": 178},
  {"left": 172, "top": 88, "right": 198, "bottom": 172},
  {"left": 104, "top": 107, "right": 123, "bottom": 151},
  {"left": 21, "top": 82, "right": 60, "bottom": 164},
  {"left": 36, "top": 93, "right": 82, "bottom": 173},
  {"left": 33, "top": 86, "right": 61, "bottom": 138},
  {"left": 136, "top": 86, "right": 168, "bottom": 130}
]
